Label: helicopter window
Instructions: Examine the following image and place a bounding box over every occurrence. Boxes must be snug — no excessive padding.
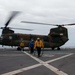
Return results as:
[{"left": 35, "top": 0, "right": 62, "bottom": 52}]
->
[
  {"left": 20, "top": 38, "right": 23, "bottom": 41},
  {"left": 60, "top": 33, "right": 63, "bottom": 36},
  {"left": 9, "top": 36, "right": 12, "bottom": 40},
  {"left": 0, "top": 36, "right": 3, "bottom": 39}
]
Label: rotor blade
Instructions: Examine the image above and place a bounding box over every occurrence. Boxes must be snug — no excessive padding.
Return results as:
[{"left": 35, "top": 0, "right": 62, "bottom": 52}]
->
[
  {"left": 66, "top": 23, "right": 75, "bottom": 25},
  {"left": 21, "top": 21, "right": 56, "bottom": 26},
  {"left": 21, "top": 21, "right": 75, "bottom": 27},
  {"left": 9, "top": 27, "right": 33, "bottom": 31},
  {"left": 60, "top": 23, "right": 75, "bottom": 26},
  {"left": 0, "top": 27, "right": 4, "bottom": 29},
  {"left": 5, "top": 11, "right": 20, "bottom": 27}
]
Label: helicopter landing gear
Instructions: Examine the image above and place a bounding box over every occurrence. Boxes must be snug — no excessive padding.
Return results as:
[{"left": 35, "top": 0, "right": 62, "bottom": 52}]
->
[
  {"left": 57, "top": 47, "right": 60, "bottom": 50},
  {"left": 17, "top": 47, "right": 21, "bottom": 51},
  {"left": 17, "top": 46, "right": 24, "bottom": 51},
  {"left": 52, "top": 47, "right": 54, "bottom": 50}
]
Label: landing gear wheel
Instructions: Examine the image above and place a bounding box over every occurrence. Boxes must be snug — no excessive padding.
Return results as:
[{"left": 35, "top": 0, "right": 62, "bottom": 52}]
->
[
  {"left": 52, "top": 48, "right": 54, "bottom": 50},
  {"left": 17, "top": 47, "right": 21, "bottom": 51},
  {"left": 57, "top": 47, "right": 60, "bottom": 50}
]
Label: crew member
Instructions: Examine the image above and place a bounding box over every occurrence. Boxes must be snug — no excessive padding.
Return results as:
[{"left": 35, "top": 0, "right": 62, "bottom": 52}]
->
[
  {"left": 29, "top": 39, "right": 34, "bottom": 54},
  {"left": 19, "top": 40, "right": 25, "bottom": 50},
  {"left": 34, "top": 38, "right": 44, "bottom": 57}
]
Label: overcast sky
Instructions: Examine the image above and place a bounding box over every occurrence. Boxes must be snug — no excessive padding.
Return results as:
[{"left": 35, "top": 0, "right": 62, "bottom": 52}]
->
[{"left": 0, "top": 0, "right": 75, "bottom": 48}]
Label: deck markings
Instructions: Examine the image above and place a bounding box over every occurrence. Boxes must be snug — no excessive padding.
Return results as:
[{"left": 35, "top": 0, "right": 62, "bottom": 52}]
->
[
  {"left": 2, "top": 51, "right": 73, "bottom": 75},
  {"left": 2, "top": 64, "right": 41, "bottom": 75},
  {"left": 46, "top": 53, "right": 73, "bottom": 63},
  {"left": 0, "top": 54, "right": 25, "bottom": 56}
]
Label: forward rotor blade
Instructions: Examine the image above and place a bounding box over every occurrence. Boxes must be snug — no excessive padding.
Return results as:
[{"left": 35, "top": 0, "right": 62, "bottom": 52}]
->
[
  {"left": 0, "top": 27, "right": 2, "bottom": 29},
  {"left": 0, "top": 27, "right": 4, "bottom": 29},
  {"left": 5, "top": 11, "right": 20, "bottom": 27},
  {"left": 21, "top": 21, "right": 56, "bottom": 26},
  {"left": 60, "top": 23, "right": 75, "bottom": 26},
  {"left": 9, "top": 27, "right": 33, "bottom": 31}
]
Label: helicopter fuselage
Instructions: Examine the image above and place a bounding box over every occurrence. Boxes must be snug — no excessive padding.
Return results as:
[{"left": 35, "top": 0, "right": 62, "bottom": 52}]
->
[{"left": 0, "top": 26, "right": 69, "bottom": 50}]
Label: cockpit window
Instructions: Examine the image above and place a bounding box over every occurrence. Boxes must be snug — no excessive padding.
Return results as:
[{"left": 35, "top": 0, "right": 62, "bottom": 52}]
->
[{"left": 9, "top": 36, "right": 12, "bottom": 40}]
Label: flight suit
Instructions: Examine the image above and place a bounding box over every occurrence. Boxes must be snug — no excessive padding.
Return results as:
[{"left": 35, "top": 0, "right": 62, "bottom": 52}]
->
[{"left": 34, "top": 39, "right": 44, "bottom": 57}]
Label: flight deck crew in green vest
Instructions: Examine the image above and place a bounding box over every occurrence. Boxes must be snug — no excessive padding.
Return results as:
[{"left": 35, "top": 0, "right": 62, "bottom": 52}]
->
[{"left": 34, "top": 38, "right": 44, "bottom": 57}]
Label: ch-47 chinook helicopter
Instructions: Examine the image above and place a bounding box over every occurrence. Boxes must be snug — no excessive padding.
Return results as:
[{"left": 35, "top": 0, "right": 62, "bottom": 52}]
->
[
  {"left": 21, "top": 21, "right": 75, "bottom": 50},
  {"left": 0, "top": 11, "right": 75, "bottom": 50}
]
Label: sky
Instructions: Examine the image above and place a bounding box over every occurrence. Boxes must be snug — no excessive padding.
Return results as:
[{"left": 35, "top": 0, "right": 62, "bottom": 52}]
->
[{"left": 0, "top": 0, "right": 75, "bottom": 48}]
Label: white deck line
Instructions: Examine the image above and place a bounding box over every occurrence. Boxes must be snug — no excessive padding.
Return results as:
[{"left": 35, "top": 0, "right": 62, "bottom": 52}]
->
[
  {"left": 2, "top": 51, "right": 73, "bottom": 75},
  {"left": 2, "top": 64, "right": 41, "bottom": 75},
  {"left": 23, "top": 51, "right": 69, "bottom": 75},
  {"left": 46, "top": 53, "right": 73, "bottom": 63}
]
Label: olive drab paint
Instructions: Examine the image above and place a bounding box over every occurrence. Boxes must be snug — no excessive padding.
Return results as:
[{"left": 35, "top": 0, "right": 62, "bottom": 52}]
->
[{"left": 0, "top": 25, "right": 69, "bottom": 50}]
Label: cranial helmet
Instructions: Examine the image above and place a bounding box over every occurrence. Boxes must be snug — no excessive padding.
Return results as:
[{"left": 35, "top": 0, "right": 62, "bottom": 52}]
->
[
  {"left": 31, "top": 39, "right": 34, "bottom": 41},
  {"left": 37, "top": 37, "right": 40, "bottom": 40}
]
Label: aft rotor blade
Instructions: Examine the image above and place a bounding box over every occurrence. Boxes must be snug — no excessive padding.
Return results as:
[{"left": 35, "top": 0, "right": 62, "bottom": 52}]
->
[
  {"left": 9, "top": 27, "right": 33, "bottom": 31},
  {"left": 66, "top": 23, "right": 75, "bottom": 25},
  {"left": 21, "top": 21, "right": 75, "bottom": 26},
  {"left": 5, "top": 11, "right": 20, "bottom": 27},
  {"left": 21, "top": 21, "right": 56, "bottom": 26},
  {"left": 61, "top": 23, "right": 75, "bottom": 26}
]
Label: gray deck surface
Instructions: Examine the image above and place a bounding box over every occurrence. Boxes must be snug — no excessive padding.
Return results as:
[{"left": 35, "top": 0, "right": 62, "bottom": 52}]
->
[{"left": 0, "top": 48, "right": 75, "bottom": 75}]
